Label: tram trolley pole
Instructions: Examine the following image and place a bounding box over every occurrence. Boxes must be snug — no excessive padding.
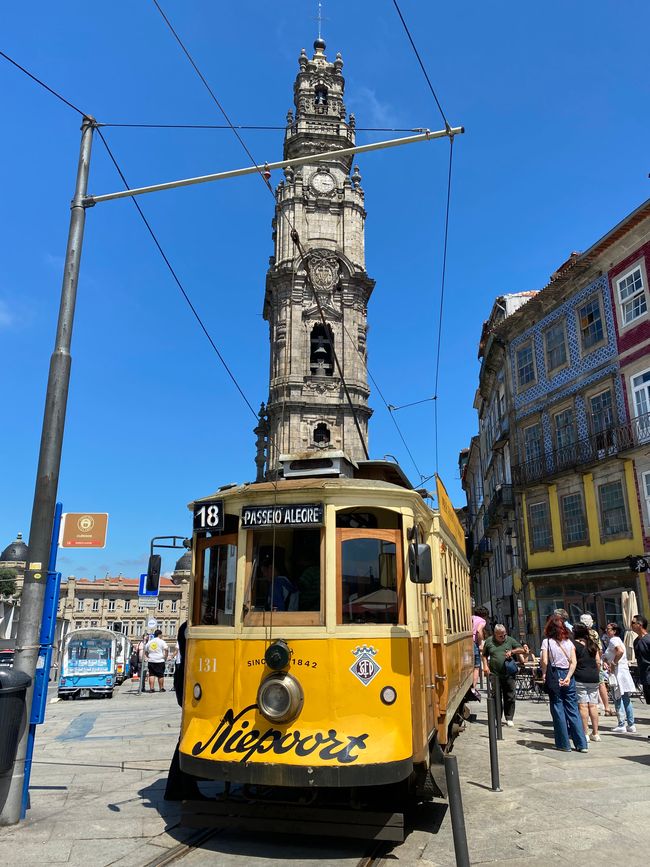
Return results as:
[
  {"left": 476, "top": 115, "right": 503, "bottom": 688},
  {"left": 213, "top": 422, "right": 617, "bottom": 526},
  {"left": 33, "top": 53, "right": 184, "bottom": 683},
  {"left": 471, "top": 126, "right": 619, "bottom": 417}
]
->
[
  {"left": 486, "top": 685, "right": 502, "bottom": 793},
  {"left": 444, "top": 754, "right": 470, "bottom": 867}
]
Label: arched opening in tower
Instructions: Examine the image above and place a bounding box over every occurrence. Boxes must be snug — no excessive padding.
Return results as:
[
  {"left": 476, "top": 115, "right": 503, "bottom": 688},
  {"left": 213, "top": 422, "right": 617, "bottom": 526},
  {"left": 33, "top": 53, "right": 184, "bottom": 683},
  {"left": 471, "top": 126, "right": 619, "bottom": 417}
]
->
[
  {"left": 314, "top": 85, "right": 328, "bottom": 108},
  {"left": 309, "top": 324, "right": 334, "bottom": 376},
  {"left": 313, "top": 423, "right": 331, "bottom": 446}
]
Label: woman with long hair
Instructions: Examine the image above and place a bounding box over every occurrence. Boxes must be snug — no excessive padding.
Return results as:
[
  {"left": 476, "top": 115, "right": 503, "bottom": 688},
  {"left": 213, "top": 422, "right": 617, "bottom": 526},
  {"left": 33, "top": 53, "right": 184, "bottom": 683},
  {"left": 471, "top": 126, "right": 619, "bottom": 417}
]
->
[
  {"left": 541, "top": 615, "right": 588, "bottom": 752},
  {"left": 603, "top": 622, "right": 636, "bottom": 733},
  {"left": 572, "top": 623, "right": 601, "bottom": 742}
]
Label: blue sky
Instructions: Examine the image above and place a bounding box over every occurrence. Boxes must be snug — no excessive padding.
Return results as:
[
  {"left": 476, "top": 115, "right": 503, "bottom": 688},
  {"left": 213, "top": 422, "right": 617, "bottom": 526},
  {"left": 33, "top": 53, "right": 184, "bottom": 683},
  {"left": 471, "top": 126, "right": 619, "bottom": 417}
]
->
[{"left": 1, "top": 1, "right": 648, "bottom": 578}]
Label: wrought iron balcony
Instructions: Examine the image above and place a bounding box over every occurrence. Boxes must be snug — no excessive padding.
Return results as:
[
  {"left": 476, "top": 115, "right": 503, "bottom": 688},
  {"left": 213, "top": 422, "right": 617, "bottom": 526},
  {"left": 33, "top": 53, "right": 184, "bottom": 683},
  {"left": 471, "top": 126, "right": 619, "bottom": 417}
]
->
[
  {"left": 484, "top": 484, "right": 514, "bottom": 529},
  {"left": 512, "top": 412, "right": 650, "bottom": 486},
  {"left": 478, "top": 537, "right": 493, "bottom": 557}
]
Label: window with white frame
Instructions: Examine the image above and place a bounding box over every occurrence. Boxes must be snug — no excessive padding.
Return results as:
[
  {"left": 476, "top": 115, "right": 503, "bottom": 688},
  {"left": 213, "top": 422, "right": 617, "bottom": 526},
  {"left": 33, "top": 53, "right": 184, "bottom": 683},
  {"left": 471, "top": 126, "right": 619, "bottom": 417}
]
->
[
  {"left": 76, "top": 599, "right": 84, "bottom": 611},
  {"left": 590, "top": 389, "right": 614, "bottom": 435},
  {"left": 560, "top": 492, "right": 588, "bottom": 545},
  {"left": 617, "top": 266, "right": 647, "bottom": 325},
  {"left": 124, "top": 599, "right": 130, "bottom": 611},
  {"left": 545, "top": 321, "right": 568, "bottom": 373},
  {"left": 516, "top": 343, "right": 536, "bottom": 389},
  {"left": 135, "top": 621, "right": 143, "bottom": 637},
  {"left": 171, "top": 600, "right": 177, "bottom": 612},
  {"left": 578, "top": 296, "right": 605, "bottom": 351},
  {"left": 138, "top": 601, "right": 145, "bottom": 612},
  {"left": 598, "top": 480, "right": 628, "bottom": 537},
  {"left": 108, "top": 599, "right": 116, "bottom": 612},
  {"left": 92, "top": 598, "right": 99, "bottom": 611},
  {"left": 631, "top": 369, "right": 650, "bottom": 442},
  {"left": 528, "top": 501, "right": 552, "bottom": 551},
  {"left": 157, "top": 599, "right": 164, "bottom": 612}
]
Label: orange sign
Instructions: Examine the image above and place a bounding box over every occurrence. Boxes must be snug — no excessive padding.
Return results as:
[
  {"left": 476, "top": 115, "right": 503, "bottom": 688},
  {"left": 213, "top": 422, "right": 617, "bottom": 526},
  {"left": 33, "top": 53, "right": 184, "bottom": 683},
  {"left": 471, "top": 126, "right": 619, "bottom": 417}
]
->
[
  {"left": 59, "top": 513, "right": 109, "bottom": 549},
  {"left": 435, "top": 476, "right": 466, "bottom": 554}
]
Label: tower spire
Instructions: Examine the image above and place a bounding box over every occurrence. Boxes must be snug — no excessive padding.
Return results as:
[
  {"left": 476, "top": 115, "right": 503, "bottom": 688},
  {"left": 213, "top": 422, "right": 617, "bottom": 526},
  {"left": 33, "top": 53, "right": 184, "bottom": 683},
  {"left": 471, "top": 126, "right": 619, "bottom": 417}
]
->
[{"left": 317, "top": 1, "right": 324, "bottom": 40}]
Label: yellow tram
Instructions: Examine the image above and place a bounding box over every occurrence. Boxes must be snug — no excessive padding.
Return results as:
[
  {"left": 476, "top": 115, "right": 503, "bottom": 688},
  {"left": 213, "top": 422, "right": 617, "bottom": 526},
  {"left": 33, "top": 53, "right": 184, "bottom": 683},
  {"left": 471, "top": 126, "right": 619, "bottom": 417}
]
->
[{"left": 178, "top": 453, "right": 473, "bottom": 836}]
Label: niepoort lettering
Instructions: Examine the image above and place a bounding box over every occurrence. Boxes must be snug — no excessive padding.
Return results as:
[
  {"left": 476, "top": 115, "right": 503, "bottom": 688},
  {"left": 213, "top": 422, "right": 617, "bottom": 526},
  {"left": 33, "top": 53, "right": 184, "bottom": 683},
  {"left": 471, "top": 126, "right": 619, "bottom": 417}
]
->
[
  {"left": 241, "top": 503, "right": 324, "bottom": 529},
  {"left": 191, "top": 704, "right": 368, "bottom": 765}
]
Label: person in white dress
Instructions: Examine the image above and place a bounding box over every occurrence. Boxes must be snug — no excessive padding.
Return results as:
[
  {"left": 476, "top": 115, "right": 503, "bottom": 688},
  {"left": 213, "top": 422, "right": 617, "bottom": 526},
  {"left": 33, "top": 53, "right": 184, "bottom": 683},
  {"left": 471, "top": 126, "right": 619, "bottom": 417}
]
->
[{"left": 603, "top": 622, "right": 636, "bottom": 733}]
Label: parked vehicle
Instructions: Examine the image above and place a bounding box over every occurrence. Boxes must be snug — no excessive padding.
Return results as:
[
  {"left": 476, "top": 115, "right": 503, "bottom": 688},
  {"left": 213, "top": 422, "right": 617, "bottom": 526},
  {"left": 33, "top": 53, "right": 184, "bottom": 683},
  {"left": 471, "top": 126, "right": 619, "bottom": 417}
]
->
[
  {"left": 114, "top": 632, "right": 132, "bottom": 685},
  {"left": 58, "top": 628, "right": 117, "bottom": 699}
]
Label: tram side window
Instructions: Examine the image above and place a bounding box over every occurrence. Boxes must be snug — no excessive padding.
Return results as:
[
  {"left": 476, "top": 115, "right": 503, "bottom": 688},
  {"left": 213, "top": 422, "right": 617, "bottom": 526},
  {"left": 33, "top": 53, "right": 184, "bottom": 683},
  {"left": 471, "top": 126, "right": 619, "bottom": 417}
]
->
[
  {"left": 340, "top": 537, "right": 401, "bottom": 624},
  {"left": 199, "top": 541, "right": 237, "bottom": 626},
  {"left": 246, "top": 528, "right": 321, "bottom": 616}
]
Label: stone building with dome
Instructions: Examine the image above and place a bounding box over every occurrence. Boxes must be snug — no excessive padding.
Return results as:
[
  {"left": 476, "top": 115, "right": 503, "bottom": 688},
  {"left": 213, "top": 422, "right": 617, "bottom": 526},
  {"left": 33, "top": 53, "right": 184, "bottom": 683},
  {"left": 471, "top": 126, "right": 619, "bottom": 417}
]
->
[{"left": 0, "top": 532, "right": 28, "bottom": 641}]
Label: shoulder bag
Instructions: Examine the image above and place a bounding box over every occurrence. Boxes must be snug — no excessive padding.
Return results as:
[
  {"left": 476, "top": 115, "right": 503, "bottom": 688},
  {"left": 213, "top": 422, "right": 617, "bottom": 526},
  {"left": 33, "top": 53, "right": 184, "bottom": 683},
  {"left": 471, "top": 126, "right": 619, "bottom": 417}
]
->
[{"left": 504, "top": 643, "right": 519, "bottom": 677}]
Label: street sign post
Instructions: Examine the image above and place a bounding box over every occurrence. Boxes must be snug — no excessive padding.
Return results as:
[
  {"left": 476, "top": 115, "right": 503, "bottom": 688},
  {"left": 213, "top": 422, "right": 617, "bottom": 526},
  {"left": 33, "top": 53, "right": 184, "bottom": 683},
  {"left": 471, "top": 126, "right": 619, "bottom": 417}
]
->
[
  {"left": 147, "top": 618, "right": 158, "bottom": 631},
  {"left": 138, "top": 572, "right": 159, "bottom": 597}
]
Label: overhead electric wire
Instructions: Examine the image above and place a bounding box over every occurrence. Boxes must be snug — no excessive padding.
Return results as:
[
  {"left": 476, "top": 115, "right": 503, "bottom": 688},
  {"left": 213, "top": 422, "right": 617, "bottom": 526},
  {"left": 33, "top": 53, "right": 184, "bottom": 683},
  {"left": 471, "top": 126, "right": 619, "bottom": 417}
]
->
[
  {"left": 0, "top": 48, "right": 87, "bottom": 117},
  {"left": 96, "top": 128, "right": 259, "bottom": 421},
  {"left": 150, "top": 0, "right": 376, "bottom": 461},
  {"left": 390, "top": 0, "right": 450, "bottom": 130},
  {"left": 101, "top": 122, "right": 423, "bottom": 132},
  {"left": 391, "top": 1, "right": 457, "bottom": 475},
  {"left": 149, "top": 0, "right": 437, "bottom": 478}
]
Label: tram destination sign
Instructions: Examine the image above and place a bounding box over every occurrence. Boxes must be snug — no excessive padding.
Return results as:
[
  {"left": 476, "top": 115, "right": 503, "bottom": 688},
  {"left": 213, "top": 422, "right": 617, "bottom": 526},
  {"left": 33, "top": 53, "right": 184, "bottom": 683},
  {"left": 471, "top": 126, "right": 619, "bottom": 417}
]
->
[
  {"left": 193, "top": 499, "right": 225, "bottom": 532},
  {"left": 241, "top": 503, "right": 324, "bottom": 528}
]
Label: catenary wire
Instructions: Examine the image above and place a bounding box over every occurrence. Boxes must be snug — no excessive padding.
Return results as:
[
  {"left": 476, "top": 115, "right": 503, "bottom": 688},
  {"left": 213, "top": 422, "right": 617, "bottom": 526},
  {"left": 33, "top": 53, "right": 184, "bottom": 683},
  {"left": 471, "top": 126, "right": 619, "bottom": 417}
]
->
[
  {"left": 96, "top": 128, "right": 259, "bottom": 421},
  {"left": 150, "top": 0, "right": 373, "bottom": 461},
  {"left": 0, "top": 48, "right": 87, "bottom": 116},
  {"left": 101, "top": 123, "right": 423, "bottom": 132},
  {"left": 433, "top": 136, "right": 455, "bottom": 472},
  {"left": 390, "top": 0, "right": 450, "bottom": 130}
]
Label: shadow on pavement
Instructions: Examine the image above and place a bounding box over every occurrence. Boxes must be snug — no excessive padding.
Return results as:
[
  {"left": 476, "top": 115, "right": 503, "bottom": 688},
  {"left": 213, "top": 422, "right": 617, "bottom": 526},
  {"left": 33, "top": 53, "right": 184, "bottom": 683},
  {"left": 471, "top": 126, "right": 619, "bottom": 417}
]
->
[{"left": 620, "top": 753, "right": 650, "bottom": 766}]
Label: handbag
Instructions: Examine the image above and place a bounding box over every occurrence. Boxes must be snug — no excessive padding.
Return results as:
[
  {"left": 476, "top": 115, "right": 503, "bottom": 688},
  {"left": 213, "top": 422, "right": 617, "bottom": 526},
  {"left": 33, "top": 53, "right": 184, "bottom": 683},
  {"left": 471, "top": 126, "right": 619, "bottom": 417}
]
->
[
  {"left": 543, "top": 639, "right": 570, "bottom": 694},
  {"left": 504, "top": 657, "right": 519, "bottom": 677}
]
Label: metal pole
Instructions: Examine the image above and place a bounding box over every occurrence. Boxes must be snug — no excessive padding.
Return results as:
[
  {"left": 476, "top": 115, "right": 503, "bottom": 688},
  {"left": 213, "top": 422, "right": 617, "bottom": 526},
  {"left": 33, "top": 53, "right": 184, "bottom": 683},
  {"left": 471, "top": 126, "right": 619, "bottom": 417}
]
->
[
  {"left": 0, "top": 117, "right": 95, "bottom": 826},
  {"left": 86, "top": 125, "right": 464, "bottom": 205},
  {"left": 492, "top": 675, "right": 503, "bottom": 740},
  {"left": 444, "top": 754, "right": 470, "bottom": 867},
  {"left": 486, "top": 689, "right": 502, "bottom": 792}
]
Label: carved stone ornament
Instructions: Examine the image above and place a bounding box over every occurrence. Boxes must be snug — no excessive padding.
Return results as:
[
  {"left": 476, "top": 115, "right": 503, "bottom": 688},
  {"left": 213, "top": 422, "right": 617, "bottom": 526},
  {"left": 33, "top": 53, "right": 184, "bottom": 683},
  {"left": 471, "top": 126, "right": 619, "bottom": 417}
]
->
[{"left": 308, "top": 250, "right": 340, "bottom": 295}]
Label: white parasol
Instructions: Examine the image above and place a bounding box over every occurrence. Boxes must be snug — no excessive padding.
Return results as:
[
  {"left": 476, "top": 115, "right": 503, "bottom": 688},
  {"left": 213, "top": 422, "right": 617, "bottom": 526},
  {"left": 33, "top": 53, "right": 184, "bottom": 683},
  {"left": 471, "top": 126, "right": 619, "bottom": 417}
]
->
[{"left": 622, "top": 590, "right": 639, "bottom": 661}]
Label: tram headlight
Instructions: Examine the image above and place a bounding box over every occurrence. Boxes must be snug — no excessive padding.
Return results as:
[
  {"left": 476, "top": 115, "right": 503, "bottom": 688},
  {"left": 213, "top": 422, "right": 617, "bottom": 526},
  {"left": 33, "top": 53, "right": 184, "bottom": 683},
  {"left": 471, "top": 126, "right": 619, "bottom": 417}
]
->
[
  {"left": 380, "top": 685, "right": 397, "bottom": 705},
  {"left": 257, "top": 673, "right": 303, "bottom": 723},
  {"left": 193, "top": 683, "right": 202, "bottom": 701}
]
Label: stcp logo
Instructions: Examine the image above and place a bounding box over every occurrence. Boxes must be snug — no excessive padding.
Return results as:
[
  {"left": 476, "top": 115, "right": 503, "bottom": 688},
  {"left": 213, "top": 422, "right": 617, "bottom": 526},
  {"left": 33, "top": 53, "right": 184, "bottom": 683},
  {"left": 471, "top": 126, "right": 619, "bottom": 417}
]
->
[{"left": 77, "top": 515, "right": 95, "bottom": 533}]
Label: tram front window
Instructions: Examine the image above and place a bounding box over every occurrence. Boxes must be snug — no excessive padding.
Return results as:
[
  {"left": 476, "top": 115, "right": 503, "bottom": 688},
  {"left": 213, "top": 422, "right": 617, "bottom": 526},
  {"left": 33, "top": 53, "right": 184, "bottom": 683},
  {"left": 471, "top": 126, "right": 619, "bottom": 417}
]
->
[
  {"left": 339, "top": 535, "right": 402, "bottom": 624},
  {"left": 197, "top": 538, "right": 237, "bottom": 625},
  {"left": 245, "top": 528, "right": 321, "bottom": 622}
]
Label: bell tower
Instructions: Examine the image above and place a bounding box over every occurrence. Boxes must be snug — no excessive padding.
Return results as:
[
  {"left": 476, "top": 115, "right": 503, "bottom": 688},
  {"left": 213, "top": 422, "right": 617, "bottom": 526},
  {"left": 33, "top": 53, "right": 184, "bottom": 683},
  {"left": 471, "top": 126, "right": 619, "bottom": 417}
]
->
[{"left": 261, "top": 38, "right": 374, "bottom": 474}]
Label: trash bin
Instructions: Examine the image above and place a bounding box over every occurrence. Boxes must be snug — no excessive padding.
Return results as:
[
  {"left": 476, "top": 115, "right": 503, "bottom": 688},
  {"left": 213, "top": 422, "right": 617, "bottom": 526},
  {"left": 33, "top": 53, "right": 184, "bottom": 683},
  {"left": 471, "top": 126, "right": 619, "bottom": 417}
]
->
[{"left": 0, "top": 669, "right": 32, "bottom": 776}]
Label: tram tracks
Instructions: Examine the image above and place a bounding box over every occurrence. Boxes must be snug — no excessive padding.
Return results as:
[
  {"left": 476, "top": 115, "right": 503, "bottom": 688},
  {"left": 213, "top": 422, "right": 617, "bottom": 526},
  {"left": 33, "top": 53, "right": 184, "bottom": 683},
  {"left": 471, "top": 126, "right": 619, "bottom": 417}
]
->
[{"left": 136, "top": 826, "right": 388, "bottom": 867}]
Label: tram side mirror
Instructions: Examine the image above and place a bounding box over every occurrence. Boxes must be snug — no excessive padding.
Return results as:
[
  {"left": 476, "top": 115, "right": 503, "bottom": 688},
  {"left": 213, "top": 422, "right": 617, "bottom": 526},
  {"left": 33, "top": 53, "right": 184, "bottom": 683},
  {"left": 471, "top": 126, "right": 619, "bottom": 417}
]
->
[
  {"left": 146, "top": 554, "right": 162, "bottom": 593},
  {"left": 409, "top": 543, "right": 433, "bottom": 584}
]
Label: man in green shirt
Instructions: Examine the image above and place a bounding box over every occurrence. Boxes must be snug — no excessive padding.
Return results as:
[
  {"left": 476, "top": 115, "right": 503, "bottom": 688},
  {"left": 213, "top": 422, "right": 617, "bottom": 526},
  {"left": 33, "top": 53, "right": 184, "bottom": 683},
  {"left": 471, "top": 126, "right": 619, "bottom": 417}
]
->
[{"left": 482, "top": 624, "right": 528, "bottom": 726}]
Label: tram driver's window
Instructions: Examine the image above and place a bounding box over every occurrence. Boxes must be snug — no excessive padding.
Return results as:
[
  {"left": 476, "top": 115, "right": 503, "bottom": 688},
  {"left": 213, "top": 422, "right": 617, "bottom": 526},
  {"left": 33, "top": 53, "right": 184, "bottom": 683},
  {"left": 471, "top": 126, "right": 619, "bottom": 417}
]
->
[
  {"left": 340, "top": 538, "right": 399, "bottom": 624},
  {"left": 199, "top": 541, "right": 237, "bottom": 626},
  {"left": 246, "top": 528, "right": 321, "bottom": 617}
]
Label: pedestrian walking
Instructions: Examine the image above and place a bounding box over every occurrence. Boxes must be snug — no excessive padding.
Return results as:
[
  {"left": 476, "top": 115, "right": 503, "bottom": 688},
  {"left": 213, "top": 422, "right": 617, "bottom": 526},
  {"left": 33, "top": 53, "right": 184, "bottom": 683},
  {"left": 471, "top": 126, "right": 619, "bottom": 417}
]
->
[
  {"left": 471, "top": 607, "right": 487, "bottom": 699},
  {"left": 145, "top": 629, "right": 169, "bottom": 693},
  {"left": 541, "top": 615, "right": 588, "bottom": 752},
  {"left": 603, "top": 622, "right": 636, "bottom": 733},
  {"left": 482, "top": 623, "right": 527, "bottom": 726},
  {"left": 631, "top": 614, "right": 650, "bottom": 705},
  {"left": 572, "top": 623, "right": 601, "bottom": 742},
  {"left": 580, "top": 613, "right": 613, "bottom": 716}
]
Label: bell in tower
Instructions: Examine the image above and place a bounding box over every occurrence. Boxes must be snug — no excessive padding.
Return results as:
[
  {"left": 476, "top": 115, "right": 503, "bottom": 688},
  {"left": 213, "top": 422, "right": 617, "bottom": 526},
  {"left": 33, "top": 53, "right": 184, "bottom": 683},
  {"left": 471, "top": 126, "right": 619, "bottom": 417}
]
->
[{"left": 261, "top": 37, "right": 374, "bottom": 476}]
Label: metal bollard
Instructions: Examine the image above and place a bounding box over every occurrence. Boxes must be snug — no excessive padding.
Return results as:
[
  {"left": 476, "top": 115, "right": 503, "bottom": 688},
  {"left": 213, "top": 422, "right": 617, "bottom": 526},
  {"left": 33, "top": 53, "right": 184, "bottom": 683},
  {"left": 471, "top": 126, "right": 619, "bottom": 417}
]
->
[
  {"left": 479, "top": 665, "right": 484, "bottom": 691},
  {"left": 486, "top": 688, "right": 502, "bottom": 792},
  {"left": 444, "top": 754, "right": 471, "bottom": 867},
  {"left": 492, "top": 675, "right": 503, "bottom": 740}
]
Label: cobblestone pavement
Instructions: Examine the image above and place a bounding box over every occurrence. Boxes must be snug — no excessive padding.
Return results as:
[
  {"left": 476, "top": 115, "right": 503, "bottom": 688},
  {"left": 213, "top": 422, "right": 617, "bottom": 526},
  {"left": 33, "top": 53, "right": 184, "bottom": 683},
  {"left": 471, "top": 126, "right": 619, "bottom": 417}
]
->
[{"left": 0, "top": 679, "right": 647, "bottom": 866}]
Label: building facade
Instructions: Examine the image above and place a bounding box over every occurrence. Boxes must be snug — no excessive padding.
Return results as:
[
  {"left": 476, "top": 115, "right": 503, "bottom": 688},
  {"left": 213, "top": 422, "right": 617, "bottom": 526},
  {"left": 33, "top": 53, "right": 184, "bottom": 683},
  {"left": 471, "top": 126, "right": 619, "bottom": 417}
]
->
[
  {"left": 261, "top": 38, "right": 374, "bottom": 472},
  {"left": 57, "top": 576, "right": 190, "bottom": 650}
]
